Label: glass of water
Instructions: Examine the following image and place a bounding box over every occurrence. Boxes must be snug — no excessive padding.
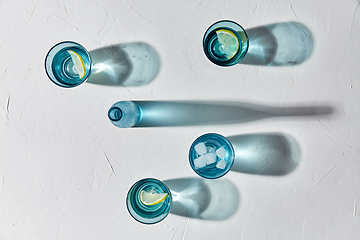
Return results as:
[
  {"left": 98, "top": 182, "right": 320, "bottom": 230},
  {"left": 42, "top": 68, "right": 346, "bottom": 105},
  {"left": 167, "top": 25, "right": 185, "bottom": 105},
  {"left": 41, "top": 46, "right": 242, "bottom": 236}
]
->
[
  {"left": 189, "top": 133, "right": 235, "bottom": 179},
  {"left": 126, "top": 178, "right": 172, "bottom": 224},
  {"left": 45, "top": 41, "right": 92, "bottom": 88},
  {"left": 203, "top": 20, "right": 249, "bottom": 66}
]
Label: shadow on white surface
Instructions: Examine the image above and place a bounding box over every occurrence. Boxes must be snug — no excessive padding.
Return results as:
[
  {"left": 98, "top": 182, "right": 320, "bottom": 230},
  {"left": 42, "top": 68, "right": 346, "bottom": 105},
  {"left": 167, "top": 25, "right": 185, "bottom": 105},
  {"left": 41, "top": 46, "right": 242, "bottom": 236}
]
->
[
  {"left": 164, "top": 178, "right": 239, "bottom": 221},
  {"left": 228, "top": 133, "right": 301, "bottom": 176},
  {"left": 133, "top": 101, "right": 334, "bottom": 127},
  {"left": 87, "top": 42, "right": 160, "bottom": 86},
  {"left": 241, "top": 22, "right": 314, "bottom": 66}
]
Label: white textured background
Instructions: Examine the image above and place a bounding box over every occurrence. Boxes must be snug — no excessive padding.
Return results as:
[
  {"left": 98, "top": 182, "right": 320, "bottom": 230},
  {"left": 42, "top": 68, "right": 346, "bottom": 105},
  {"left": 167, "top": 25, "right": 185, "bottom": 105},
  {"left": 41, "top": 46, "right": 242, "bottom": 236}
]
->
[{"left": 1, "top": 0, "right": 360, "bottom": 239}]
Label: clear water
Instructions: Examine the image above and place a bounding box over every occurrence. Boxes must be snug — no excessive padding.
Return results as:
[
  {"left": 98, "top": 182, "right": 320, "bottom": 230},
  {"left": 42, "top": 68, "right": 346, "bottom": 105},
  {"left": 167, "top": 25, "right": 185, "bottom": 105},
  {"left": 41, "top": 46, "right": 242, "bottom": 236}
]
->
[
  {"left": 51, "top": 46, "right": 91, "bottom": 86},
  {"left": 127, "top": 178, "right": 172, "bottom": 224},
  {"left": 189, "top": 133, "right": 235, "bottom": 179}
]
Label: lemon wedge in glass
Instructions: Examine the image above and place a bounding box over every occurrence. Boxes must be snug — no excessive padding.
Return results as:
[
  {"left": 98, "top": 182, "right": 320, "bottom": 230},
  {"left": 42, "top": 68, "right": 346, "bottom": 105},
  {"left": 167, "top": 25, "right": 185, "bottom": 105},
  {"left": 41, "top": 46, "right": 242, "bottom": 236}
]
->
[
  {"left": 140, "top": 190, "right": 168, "bottom": 206},
  {"left": 216, "top": 29, "right": 240, "bottom": 60},
  {"left": 67, "top": 50, "right": 86, "bottom": 78}
]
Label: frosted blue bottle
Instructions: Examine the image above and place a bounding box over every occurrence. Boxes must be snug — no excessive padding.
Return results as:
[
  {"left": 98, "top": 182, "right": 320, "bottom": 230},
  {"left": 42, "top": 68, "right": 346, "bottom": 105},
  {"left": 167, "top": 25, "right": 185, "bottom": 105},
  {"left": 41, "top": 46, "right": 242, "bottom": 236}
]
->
[{"left": 108, "top": 101, "right": 142, "bottom": 128}]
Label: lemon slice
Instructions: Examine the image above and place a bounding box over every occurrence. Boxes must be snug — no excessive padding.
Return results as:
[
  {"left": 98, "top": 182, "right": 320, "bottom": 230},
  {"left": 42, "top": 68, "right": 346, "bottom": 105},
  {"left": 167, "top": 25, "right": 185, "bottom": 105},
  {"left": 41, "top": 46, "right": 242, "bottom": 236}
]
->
[
  {"left": 67, "top": 50, "right": 86, "bottom": 78},
  {"left": 140, "top": 190, "right": 168, "bottom": 206},
  {"left": 216, "top": 29, "right": 240, "bottom": 60}
]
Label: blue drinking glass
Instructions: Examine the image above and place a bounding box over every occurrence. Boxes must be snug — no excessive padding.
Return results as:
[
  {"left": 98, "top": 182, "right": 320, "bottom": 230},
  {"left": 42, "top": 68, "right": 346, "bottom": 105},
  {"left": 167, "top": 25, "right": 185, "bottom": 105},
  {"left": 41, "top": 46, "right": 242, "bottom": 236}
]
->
[
  {"left": 189, "top": 133, "right": 235, "bottom": 179},
  {"left": 203, "top": 20, "right": 249, "bottom": 66},
  {"left": 45, "top": 41, "right": 92, "bottom": 88},
  {"left": 126, "top": 178, "right": 172, "bottom": 224}
]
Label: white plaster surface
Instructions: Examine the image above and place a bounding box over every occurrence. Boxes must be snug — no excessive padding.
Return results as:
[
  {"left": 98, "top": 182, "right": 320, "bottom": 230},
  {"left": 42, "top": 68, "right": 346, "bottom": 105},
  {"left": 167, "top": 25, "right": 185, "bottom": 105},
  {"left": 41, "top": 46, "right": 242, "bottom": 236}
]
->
[{"left": 0, "top": 0, "right": 360, "bottom": 239}]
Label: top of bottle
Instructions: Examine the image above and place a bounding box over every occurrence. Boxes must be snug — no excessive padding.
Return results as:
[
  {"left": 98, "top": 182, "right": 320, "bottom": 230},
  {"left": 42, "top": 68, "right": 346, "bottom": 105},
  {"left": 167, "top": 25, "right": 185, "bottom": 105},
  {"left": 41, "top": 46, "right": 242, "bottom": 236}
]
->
[{"left": 108, "top": 107, "right": 123, "bottom": 121}]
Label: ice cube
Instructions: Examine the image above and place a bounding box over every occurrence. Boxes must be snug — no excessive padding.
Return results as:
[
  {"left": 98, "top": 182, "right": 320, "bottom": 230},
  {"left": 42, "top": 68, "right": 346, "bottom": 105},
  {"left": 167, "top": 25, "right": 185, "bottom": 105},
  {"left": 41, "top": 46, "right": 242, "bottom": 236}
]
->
[
  {"left": 207, "top": 146, "right": 216, "bottom": 153},
  {"left": 194, "top": 142, "right": 207, "bottom": 155},
  {"left": 216, "top": 159, "right": 227, "bottom": 169},
  {"left": 193, "top": 155, "right": 207, "bottom": 169},
  {"left": 205, "top": 152, "right": 217, "bottom": 165},
  {"left": 216, "top": 146, "right": 227, "bottom": 159}
]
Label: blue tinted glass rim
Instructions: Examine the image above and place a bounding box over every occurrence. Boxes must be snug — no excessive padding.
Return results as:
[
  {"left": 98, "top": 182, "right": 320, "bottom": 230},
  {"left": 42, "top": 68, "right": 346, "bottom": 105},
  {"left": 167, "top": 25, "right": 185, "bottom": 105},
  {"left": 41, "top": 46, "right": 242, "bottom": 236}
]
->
[
  {"left": 44, "top": 41, "right": 92, "bottom": 88},
  {"left": 126, "top": 178, "right": 172, "bottom": 224},
  {"left": 189, "top": 133, "right": 235, "bottom": 179},
  {"left": 203, "top": 20, "right": 249, "bottom": 67}
]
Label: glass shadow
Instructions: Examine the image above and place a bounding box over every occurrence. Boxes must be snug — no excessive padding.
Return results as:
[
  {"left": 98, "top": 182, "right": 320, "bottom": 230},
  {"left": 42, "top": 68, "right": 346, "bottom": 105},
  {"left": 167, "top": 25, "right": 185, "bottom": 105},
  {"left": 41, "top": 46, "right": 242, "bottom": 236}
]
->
[
  {"left": 241, "top": 22, "right": 314, "bottom": 66},
  {"left": 164, "top": 177, "right": 239, "bottom": 220},
  {"left": 87, "top": 42, "right": 160, "bottom": 86},
  {"left": 228, "top": 133, "right": 301, "bottom": 176},
  {"left": 133, "top": 101, "right": 334, "bottom": 127}
]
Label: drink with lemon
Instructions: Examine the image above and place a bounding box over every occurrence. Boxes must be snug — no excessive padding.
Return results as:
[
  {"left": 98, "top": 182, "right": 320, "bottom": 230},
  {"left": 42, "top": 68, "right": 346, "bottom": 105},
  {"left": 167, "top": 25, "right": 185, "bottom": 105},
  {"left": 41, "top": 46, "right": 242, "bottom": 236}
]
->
[
  {"left": 203, "top": 20, "right": 249, "bottom": 66},
  {"left": 126, "top": 178, "right": 172, "bottom": 224},
  {"left": 45, "top": 41, "right": 92, "bottom": 87}
]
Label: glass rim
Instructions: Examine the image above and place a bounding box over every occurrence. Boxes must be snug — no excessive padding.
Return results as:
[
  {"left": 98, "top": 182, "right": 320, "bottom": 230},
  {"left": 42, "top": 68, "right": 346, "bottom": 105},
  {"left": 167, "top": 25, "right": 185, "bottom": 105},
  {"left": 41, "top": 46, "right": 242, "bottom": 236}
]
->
[
  {"left": 202, "top": 20, "right": 249, "bottom": 67},
  {"left": 126, "top": 178, "right": 172, "bottom": 224},
  {"left": 44, "top": 41, "right": 92, "bottom": 88},
  {"left": 204, "top": 19, "right": 248, "bottom": 37},
  {"left": 189, "top": 132, "right": 235, "bottom": 179}
]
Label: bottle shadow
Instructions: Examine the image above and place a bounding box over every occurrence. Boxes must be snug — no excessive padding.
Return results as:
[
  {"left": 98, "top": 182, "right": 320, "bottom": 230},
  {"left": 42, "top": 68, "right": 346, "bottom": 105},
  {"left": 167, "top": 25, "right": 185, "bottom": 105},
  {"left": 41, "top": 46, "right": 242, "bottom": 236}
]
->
[
  {"left": 164, "top": 177, "right": 240, "bottom": 220},
  {"left": 87, "top": 42, "right": 160, "bottom": 86},
  {"left": 240, "top": 22, "right": 314, "bottom": 66},
  {"left": 228, "top": 133, "right": 301, "bottom": 176},
  {"left": 133, "top": 101, "right": 334, "bottom": 127}
]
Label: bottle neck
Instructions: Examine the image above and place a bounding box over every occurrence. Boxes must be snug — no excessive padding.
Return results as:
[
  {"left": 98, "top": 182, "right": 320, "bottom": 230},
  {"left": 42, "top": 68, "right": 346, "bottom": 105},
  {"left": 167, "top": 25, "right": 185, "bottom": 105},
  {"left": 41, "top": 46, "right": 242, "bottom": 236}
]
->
[{"left": 108, "top": 107, "right": 123, "bottom": 121}]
